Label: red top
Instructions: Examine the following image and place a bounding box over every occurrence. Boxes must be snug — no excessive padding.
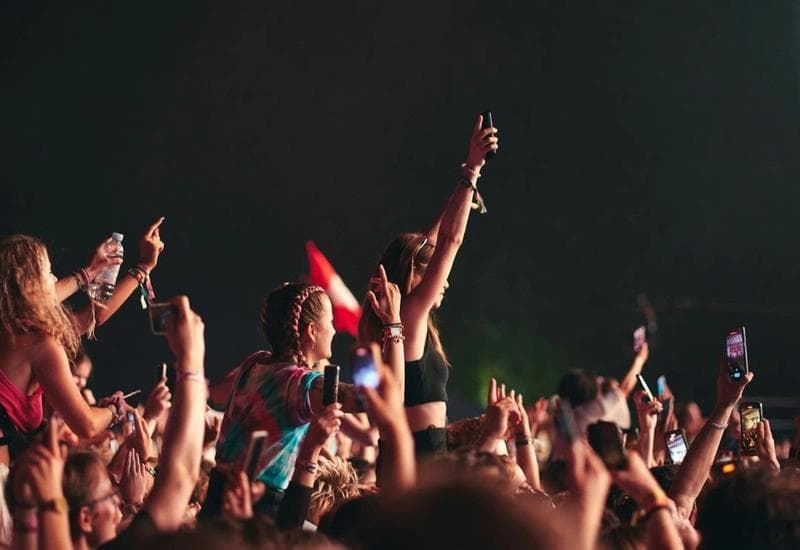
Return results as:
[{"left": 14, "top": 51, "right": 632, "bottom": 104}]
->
[{"left": 0, "top": 369, "right": 43, "bottom": 433}]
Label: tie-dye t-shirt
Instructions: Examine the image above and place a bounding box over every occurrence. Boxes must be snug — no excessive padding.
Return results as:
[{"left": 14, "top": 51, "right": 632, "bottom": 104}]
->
[{"left": 215, "top": 351, "right": 321, "bottom": 490}]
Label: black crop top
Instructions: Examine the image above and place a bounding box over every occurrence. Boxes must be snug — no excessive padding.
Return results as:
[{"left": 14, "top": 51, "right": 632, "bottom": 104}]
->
[{"left": 404, "top": 332, "right": 449, "bottom": 406}]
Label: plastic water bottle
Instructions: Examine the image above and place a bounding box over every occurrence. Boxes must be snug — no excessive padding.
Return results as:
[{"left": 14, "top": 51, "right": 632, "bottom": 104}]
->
[{"left": 90, "top": 233, "right": 124, "bottom": 302}]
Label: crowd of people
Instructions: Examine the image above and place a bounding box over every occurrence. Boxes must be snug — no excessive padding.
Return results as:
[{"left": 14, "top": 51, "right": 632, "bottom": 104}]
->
[{"left": 1, "top": 115, "right": 799, "bottom": 549}]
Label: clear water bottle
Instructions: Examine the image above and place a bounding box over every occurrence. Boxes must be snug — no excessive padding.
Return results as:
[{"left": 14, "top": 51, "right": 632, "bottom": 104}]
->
[{"left": 90, "top": 233, "right": 124, "bottom": 302}]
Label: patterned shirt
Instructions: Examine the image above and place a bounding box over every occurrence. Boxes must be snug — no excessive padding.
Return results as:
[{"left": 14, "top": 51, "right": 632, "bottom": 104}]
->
[{"left": 215, "top": 351, "right": 321, "bottom": 490}]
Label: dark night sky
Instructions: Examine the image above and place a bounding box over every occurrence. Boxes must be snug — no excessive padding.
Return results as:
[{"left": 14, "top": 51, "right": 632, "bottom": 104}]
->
[{"left": 3, "top": 2, "right": 800, "bottom": 425}]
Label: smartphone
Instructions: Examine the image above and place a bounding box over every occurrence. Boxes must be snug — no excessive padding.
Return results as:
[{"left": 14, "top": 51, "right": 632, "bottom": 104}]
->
[
  {"left": 323, "top": 365, "right": 340, "bottom": 406},
  {"left": 352, "top": 346, "right": 379, "bottom": 389},
  {"left": 480, "top": 110, "right": 497, "bottom": 159},
  {"left": 656, "top": 375, "right": 667, "bottom": 398},
  {"left": 633, "top": 326, "right": 646, "bottom": 353},
  {"left": 664, "top": 429, "right": 689, "bottom": 465},
  {"left": 127, "top": 412, "right": 136, "bottom": 433},
  {"left": 156, "top": 362, "right": 167, "bottom": 383},
  {"left": 739, "top": 401, "right": 763, "bottom": 455},
  {"left": 243, "top": 430, "right": 268, "bottom": 480},
  {"left": 587, "top": 421, "right": 628, "bottom": 470},
  {"left": 554, "top": 398, "right": 580, "bottom": 444},
  {"left": 149, "top": 303, "right": 177, "bottom": 335},
  {"left": 725, "top": 326, "right": 749, "bottom": 381},
  {"left": 636, "top": 374, "right": 655, "bottom": 403}
]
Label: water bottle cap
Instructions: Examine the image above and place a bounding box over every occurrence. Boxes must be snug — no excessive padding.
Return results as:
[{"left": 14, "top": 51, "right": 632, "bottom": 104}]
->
[{"left": 111, "top": 233, "right": 124, "bottom": 242}]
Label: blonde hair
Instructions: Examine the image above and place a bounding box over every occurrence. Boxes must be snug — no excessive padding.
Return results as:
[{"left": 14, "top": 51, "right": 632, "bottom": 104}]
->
[
  {"left": 358, "top": 233, "right": 449, "bottom": 365},
  {"left": 0, "top": 235, "right": 80, "bottom": 358},
  {"left": 308, "top": 456, "right": 360, "bottom": 523}
]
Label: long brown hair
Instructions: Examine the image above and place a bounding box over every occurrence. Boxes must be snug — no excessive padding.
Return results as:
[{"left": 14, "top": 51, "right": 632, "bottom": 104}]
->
[
  {"left": 0, "top": 235, "right": 80, "bottom": 358},
  {"left": 358, "top": 232, "right": 449, "bottom": 365},
  {"left": 260, "top": 282, "right": 327, "bottom": 366}
]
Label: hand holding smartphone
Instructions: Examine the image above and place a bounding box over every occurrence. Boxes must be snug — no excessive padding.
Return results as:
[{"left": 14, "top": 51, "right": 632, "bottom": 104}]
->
[
  {"left": 480, "top": 110, "right": 497, "bottom": 159},
  {"left": 636, "top": 374, "right": 655, "bottom": 403},
  {"left": 323, "top": 365, "right": 340, "bottom": 406},
  {"left": 149, "top": 303, "right": 178, "bottom": 335},
  {"left": 243, "top": 430, "right": 268, "bottom": 480},
  {"left": 587, "top": 421, "right": 628, "bottom": 470},
  {"left": 664, "top": 429, "right": 689, "bottom": 465},
  {"left": 739, "top": 401, "right": 763, "bottom": 455},
  {"left": 725, "top": 326, "right": 749, "bottom": 381}
]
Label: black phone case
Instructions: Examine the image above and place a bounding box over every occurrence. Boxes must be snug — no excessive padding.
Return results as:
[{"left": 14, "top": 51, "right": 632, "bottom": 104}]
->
[
  {"left": 480, "top": 110, "right": 496, "bottom": 159},
  {"left": 323, "top": 365, "right": 340, "bottom": 406}
]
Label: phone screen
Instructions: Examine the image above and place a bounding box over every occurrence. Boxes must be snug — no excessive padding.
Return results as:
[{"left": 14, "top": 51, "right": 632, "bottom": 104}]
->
[
  {"left": 587, "top": 421, "right": 628, "bottom": 470},
  {"left": 725, "top": 327, "right": 749, "bottom": 380},
  {"left": 656, "top": 375, "right": 667, "bottom": 398},
  {"left": 665, "top": 430, "right": 688, "bottom": 464},
  {"left": 352, "top": 346, "right": 379, "bottom": 389},
  {"left": 149, "top": 303, "right": 176, "bottom": 335},
  {"left": 740, "top": 403, "right": 762, "bottom": 454},
  {"left": 127, "top": 412, "right": 136, "bottom": 433},
  {"left": 633, "top": 326, "right": 646, "bottom": 353}
]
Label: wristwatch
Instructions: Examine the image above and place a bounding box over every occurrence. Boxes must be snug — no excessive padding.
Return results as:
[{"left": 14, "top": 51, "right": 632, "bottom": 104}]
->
[{"left": 39, "top": 497, "right": 69, "bottom": 514}]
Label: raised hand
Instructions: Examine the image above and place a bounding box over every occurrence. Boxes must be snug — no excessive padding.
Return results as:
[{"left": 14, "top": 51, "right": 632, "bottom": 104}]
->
[
  {"left": 756, "top": 419, "right": 780, "bottom": 471},
  {"left": 223, "top": 472, "right": 253, "bottom": 521},
  {"left": 120, "top": 448, "right": 148, "bottom": 505},
  {"left": 144, "top": 379, "right": 172, "bottom": 422},
  {"left": 715, "top": 356, "right": 753, "bottom": 410},
  {"left": 634, "top": 390, "right": 663, "bottom": 433},
  {"left": 464, "top": 114, "right": 500, "bottom": 171},
  {"left": 366, "top": 264, "right": 402, "bottom": 325},
  {"left": 304, "top": 403, "right": 344, "bottom": 451},
  {"left": 165, "top": 295, "right": 206, "bottom": 367},
  {"left": 16, "top": 420, "right": 67, "bottom": 504},
  {"left": 138, "top": 217, "right": 166, "bottom": 272},
  {"left": 86, "top": 237, "right": 124, "bottom": 280}
]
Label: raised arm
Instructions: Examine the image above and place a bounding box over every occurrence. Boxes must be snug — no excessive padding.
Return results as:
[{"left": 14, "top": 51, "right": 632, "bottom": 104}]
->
[
  {"left": 55, "top": 237, "right": 122, "bottom": 302},
  {"left": 142, "top": 295, "right": 206, "bottom": 532},
  {"left": 514, "top": 393, "right": 542, "bottom": 491},
  {"left": 633, "top": 390, "right": 663, "bottom": 468},
  {"left": 32, "top": 337, "right": 119, "bottom": 438},
  {"left": 72, "top": 218, "right": 165, "bottom": 334},
  {"left": 619, "top": 343, "right": 649, "bottom": 398},
  {"left": 668, "top": 361, "right": 751, "bottom": 518},
  {"left": 401, "top": 115, "right": 498, "bottom": 354},
  {"left": 365, "top": 265, "right": 404, "bottom": 395},
  {"left": 276, "top": 403, "right": 343, "bottom": 530}
]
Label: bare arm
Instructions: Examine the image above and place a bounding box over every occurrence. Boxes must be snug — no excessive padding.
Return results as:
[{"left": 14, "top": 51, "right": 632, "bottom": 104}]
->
[
  {"left": 142, "top": 296, "right": 206, "bottom": 532},
  {"left": 365, "top": 265, "right": 405, "bottom": 395},
  {"left": 32, "top": 338, "right": 114, "bottom": 438},
  {"left": 634, "top": 390, "right": 662, "bottom": 468},
  {"left": 668, "top": 362, "right": 752, "bottom": 517},
  {"left": 341, "top": 413, "right": 378, "bottom": 448},
  {"left": 72, "top": 218, "right": 165, "bottom": 334},
  {"left": 619, "top": 343, "right": 649, "bottom": 398},
  {"left": 402, "top": 115, "right": 498, "bottom": 357},
  {"left": 514, "top": 393, "right": 541, "bottom": 491}
]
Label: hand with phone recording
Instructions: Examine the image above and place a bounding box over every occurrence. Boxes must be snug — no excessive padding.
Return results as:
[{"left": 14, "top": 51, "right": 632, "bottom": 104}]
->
[
  {"left": 164, "top": 295, "right": 205, "bottom": 369},
  {"left": 714, "top": 355, "right": 753, "bottom": 412},
  {"left": 755, "top": 418, "right": 780, "bottom": 471},
  {"left": 464, "top": 113, "right": 500, "bottom": 173},
  {"left": 143, "top": 379, "right": 172, "bottom": 424},
  {"left": 360, "top": 350, "right": 406, "bottom": 434},
  {"left": 366, "top": 264, "right": 401, "bottom": 325}
]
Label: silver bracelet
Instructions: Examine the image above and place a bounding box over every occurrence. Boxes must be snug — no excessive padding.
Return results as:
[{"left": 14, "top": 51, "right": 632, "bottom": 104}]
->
[{"left": 709, "top": 420, "right": 727, "bottom": 430}]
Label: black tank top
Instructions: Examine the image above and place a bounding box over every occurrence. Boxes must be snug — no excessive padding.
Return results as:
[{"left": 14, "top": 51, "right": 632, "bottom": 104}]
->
[{"left": 404, "top": 332, "right": 449, "bottom": 406}]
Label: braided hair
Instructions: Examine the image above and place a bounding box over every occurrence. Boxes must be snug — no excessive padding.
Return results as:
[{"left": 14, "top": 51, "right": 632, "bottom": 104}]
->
[{"left": 261, "top": 283, "right": 326, "bottom": 366}]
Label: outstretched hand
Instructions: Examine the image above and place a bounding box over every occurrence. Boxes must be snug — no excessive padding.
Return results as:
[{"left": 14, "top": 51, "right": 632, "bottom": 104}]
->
[
  {"left": 715, "top": 357, "right": 753, "bottom": 410},
  {"left": 138, "top": 217, "right": 166, "bottom": 272},
  {"left": 464, "top": 114, "right": 499, "bottom": 171},
  {"left": 366, "top": 264, "right": 402, "bottom": 325}
]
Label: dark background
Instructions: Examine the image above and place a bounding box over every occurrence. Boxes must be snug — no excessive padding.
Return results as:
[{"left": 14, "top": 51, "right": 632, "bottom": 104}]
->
[{"left": 3, "top": 2, "right": 800, "bottom": 426}]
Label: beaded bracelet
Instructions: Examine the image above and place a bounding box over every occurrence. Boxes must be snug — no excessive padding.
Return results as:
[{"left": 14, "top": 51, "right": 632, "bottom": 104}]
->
[
  {"left": 127, "top": 265, "right": 148, "bottom": 285},
  {"left": 709, "top": 420, "right": 727, "bottom": 430},
  {"left": 515, "top": 436, "right": 535, "bottom": 447},
  {"left": 98, "top": 395, "right": 126, "bottom": 429},
  {"left": 382, "top": 323, "right": 405, "bottom": 345}
]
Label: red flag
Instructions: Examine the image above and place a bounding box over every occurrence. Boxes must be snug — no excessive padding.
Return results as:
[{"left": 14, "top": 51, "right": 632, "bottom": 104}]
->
[{"left": 305, "top": 241, "right": 362, "bottom": 337}]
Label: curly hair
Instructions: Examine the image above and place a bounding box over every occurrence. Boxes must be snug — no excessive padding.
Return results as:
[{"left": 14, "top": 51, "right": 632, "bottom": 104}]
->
[
  {"left": 358, "top": 232, "right": 449, "bottom": 365},
  {"left": 0, "top": 235, "right": 79, "bottom": 358},
  {"left": 260, "top": 283, "right": 326, "bottom": 366},
  {"left": 308, "top": 455, "right": 360, "bottom": 524}
]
